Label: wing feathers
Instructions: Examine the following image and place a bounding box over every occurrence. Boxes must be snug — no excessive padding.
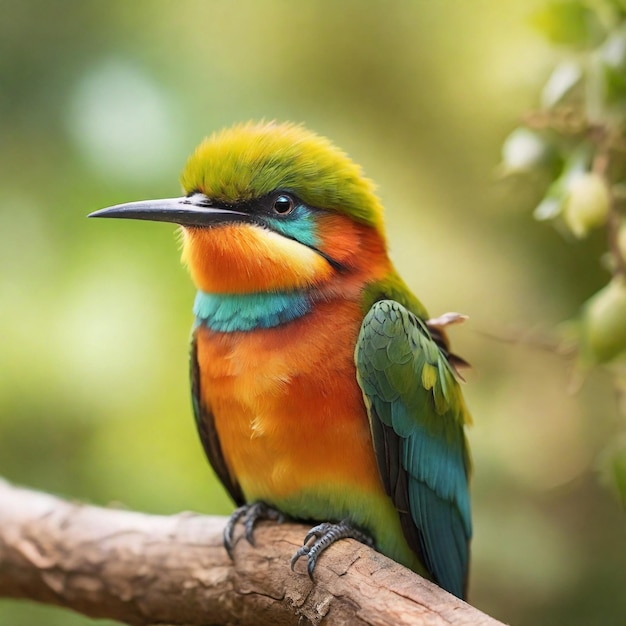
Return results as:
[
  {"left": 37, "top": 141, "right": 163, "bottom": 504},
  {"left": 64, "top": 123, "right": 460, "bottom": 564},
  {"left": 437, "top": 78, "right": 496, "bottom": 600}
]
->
[
  {"left": 190, "top": 335, "right": 245, "bottom": 506},
  {"left": 355, "top": 299, "right": 471, "bottom": 598}
]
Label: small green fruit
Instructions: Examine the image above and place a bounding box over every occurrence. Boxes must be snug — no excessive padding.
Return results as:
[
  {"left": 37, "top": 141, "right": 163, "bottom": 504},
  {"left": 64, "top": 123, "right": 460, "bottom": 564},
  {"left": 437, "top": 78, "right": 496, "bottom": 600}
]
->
[
  {"left": 563, "top": 172, "right": 610, "bottom": 238},
  {"left": 617, "top": 221, "right": 626, "bottom": 263},
  {"left": 582, "top": 278, "right": 626, "bottom": 363}
]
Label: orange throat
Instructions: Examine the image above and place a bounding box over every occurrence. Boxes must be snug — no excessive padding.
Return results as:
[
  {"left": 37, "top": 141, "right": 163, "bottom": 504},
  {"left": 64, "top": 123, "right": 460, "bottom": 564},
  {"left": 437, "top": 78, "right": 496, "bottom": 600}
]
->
[
  {"left": 181, "top": 223, "right": 334, "bottom": 293},
  {"left": 180, "top": 213, "right": 389, "bottom": 295}
]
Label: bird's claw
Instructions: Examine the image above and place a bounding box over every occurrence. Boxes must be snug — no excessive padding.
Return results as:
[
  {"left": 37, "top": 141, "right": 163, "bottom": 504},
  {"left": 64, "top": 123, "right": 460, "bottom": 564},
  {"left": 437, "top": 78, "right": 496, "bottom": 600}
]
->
[
  {"left": 290, "top": 520, "right": 375, "bottom": 581},
  {"left": 290, "top": 544, "right": 314, "bottom": 579},
  {"left": 223, "top": 502, "right": 284, "bottom": 559}
]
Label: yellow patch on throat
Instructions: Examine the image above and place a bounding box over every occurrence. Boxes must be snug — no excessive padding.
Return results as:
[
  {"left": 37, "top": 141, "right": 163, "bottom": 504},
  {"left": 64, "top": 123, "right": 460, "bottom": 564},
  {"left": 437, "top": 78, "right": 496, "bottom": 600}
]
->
[{"left": 181, "top": 224, "right": 333, "bottom": 293}]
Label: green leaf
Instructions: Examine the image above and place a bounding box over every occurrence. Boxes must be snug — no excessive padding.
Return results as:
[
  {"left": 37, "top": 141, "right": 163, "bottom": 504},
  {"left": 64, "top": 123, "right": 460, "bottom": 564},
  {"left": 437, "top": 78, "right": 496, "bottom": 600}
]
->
[
  {"left": 599, "top": 436, "right": 626, "bottom": 507},
  {"left": 534, "top": 194, "right": 564, "bottom": 220},
  {"left": 541, "top": 60, "right": 584, "bottom": 108},
  {"left": 500, "top": 128, "right": 552, "bottom": 174},
  {"left": 603, "top": 63, "right": 626, "bottom": 102},
  {"left": 531, "top": 1, "right": 605, "bottom": 48},
  {"left": 615, "top": 451, "right": 626, "bottom": 506},
  {"left": 606, "top": 0, "right": 626, "bottom": 16},
  {"left": 599, "top": 25, "right": 626, "bottom": 104},
  {"left": 533, "top": 144, "right": 592, "bottom": 221}
]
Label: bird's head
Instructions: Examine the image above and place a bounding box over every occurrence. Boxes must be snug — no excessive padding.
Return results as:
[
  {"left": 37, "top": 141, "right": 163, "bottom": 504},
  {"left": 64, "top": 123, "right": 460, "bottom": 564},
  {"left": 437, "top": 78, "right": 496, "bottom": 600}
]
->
[{"left": 90, "top": 121, "right": 390, "bottom": 294}]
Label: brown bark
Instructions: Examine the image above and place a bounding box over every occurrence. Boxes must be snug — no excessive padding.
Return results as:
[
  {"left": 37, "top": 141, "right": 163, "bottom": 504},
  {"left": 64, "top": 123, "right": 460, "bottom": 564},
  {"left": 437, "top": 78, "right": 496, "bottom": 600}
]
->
[{"left": 0, "top": 479, "right": 505, "bottom": 625}]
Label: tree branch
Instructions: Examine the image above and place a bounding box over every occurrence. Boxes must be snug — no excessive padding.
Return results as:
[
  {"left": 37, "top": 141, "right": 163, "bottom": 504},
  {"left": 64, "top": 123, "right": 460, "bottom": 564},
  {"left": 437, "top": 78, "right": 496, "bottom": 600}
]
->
[{"left": 0, "top": 479, "right": 505, "bottom": 625}]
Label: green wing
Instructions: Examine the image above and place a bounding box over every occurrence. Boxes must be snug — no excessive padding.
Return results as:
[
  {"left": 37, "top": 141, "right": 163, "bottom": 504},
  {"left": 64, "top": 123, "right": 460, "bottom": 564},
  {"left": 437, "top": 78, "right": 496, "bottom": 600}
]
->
[
  {"left": 190, "top": 333, "right": 245, "bottom": 506},
  {"left": 355, "top": 299, "right": 471, "bottom": 598}
]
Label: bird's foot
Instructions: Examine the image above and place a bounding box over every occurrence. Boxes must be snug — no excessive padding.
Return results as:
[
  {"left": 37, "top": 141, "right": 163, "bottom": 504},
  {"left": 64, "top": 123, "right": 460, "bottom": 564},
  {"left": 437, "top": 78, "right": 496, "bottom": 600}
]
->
[
  {"left": 290, "top": 520, "right": 375, "bottom": 580},
  {"left": 223, "top": 501, "right": 285, "bottom": 559}
]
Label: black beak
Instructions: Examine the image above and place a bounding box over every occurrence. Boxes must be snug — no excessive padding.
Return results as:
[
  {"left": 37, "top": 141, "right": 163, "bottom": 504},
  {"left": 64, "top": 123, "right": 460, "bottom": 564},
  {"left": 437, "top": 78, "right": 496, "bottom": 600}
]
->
[{"left": 88, "top": 193, "right": 252, "bottom": 227}]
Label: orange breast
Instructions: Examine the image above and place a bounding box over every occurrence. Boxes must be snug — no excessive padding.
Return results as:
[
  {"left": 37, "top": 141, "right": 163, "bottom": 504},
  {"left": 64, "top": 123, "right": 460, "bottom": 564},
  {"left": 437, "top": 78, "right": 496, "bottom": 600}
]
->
[{"left": 194, "top": 299, "right": 385, "bottom": 506}]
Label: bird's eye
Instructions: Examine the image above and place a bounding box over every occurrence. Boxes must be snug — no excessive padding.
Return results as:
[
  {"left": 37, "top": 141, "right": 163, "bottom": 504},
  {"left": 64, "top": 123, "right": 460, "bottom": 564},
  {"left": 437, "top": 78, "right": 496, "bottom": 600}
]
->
[{"left": 272, "top": 194, "right": 294, "bottom": 215}]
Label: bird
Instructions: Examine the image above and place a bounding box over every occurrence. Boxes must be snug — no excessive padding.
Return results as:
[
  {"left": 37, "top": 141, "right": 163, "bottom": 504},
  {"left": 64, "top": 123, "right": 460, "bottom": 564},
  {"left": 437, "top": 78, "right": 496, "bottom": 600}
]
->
[{"left": 89, "top": 121, "right": 473, "bottom": 599}]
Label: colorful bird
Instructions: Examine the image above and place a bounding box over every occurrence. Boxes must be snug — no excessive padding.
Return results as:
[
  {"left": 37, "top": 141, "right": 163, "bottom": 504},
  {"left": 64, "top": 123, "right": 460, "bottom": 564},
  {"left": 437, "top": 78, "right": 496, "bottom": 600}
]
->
[{"left": 90, "top": 121, "right": 473, "bottom": 598}]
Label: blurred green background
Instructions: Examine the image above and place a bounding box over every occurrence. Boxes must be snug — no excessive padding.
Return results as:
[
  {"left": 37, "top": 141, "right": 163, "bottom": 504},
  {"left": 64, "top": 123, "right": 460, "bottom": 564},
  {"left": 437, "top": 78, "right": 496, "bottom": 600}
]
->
[{"left": 2, "top": 1, "right": 625, "bottom": 624}]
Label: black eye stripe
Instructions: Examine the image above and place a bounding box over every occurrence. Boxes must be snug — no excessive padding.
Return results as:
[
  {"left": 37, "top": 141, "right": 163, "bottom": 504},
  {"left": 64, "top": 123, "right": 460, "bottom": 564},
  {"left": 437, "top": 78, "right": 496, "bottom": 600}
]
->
[{"left": 184, "top": 191, "right": 299, "bottom": 218}]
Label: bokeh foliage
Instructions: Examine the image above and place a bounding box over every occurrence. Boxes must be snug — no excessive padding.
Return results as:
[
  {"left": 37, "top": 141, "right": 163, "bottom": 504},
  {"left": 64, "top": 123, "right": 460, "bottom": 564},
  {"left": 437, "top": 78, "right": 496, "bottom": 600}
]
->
[
  {"left": 1, "top": 1, "right": 626, "bottom": 624},
  {"left": 501, "top": 0, "right": 626, "bottom": 505}
]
